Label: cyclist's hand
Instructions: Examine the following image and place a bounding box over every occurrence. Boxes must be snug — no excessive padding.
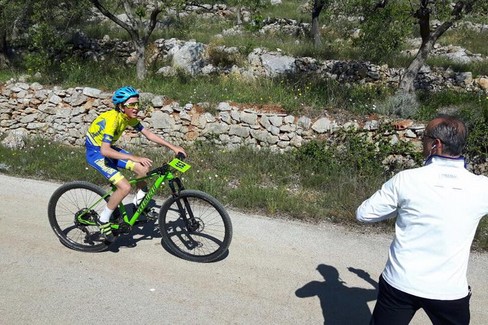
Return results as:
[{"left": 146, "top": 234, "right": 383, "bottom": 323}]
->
[
  {"left": 173, "top": 146, "right": 187, "bottom": 159},
  {"left": 134, "top": 156, "right": 153, "bottom": 167}
]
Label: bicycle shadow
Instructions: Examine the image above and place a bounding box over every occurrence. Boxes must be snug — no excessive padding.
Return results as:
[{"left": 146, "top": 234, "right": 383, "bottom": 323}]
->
[
  {"left": 108, "top": 202, "right": 162, "bottom": 252},
  {"left": 295, "top": 264, "right": 378, "bottom": 324}
]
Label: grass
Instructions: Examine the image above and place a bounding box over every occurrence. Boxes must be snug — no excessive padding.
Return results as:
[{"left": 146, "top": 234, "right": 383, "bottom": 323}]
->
[
  {"left": 2, "top": 134, "right": 486, "bottom": 250},
  {"left": 0, "top": 135, "right": 391, "bottom": 224},
  {"left": 41, "top": 58, "right": 392, "bottom": 117},
  {"left": 440, "top": 29, "right": 488, "bottom": 57}
]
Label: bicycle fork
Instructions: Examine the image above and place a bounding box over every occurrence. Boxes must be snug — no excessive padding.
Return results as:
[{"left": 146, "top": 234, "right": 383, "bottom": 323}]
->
[{"left": 169, "top": 178, "right": 199, "bottom": 232}]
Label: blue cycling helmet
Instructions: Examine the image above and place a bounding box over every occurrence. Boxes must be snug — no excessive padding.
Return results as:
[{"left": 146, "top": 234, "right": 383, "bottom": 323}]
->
[{"left": 112, "top": 86, "right": 139, "bottom": 105}]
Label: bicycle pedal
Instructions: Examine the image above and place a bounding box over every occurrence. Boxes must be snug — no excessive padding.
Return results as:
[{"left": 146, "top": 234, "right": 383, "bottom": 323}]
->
[{"left": 145, "top": 209, "right": 158, "bottom": 221}]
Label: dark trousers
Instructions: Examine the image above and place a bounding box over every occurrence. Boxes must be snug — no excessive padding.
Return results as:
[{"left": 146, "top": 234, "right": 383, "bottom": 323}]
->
[{"left": 370, "top": 275, "right": 471, "bottom": 325}]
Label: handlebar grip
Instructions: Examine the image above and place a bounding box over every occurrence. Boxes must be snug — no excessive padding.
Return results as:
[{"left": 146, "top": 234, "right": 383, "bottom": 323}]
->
[
  {"left": 176, "top": 152, "right": 186, "bottom": 160},
  {"left": 147, "top": 165, "right": 168, "bottom": 176}
]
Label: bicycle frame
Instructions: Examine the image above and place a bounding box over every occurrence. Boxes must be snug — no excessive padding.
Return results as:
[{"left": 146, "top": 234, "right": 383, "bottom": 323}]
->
[{"left": 80, "top": 158, "right": 191, "bottom": 230}]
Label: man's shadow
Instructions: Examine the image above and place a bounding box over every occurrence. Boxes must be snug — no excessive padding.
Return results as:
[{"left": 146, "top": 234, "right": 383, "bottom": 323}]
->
[{"left": 295, "top": 264, "right": 378, "bottom": 324}]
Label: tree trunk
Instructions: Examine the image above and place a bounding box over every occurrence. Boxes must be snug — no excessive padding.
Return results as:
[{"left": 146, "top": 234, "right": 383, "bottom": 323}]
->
[
  {"left": 135, "top": 42, "right": 146, "bottom": 80},
  {"left": 236, "top": 5, "right": 242, "bottom": 25},
  {"left": 89, "top": 0, "right": 162, "bottom": 81},
  {"left": 398, "top": 0, "right": 472, "bottom": 93},
  {"left": 398, "top": 38, "right": 434, "bottom": 93},
  {"left": 311, "top": 0, "right": 325, "bottom": 48},
  {"left": 311, "top": 17, "right": 321, "bottom": 47}
]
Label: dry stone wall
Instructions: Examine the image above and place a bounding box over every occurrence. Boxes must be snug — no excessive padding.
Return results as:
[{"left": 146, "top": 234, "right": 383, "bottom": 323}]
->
[{"left": 0, "top": 80, "right": 427, "bottom": 152}]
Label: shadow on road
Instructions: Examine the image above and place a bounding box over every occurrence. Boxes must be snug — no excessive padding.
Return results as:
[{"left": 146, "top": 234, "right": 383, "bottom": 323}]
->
[
  {"left": 107, "top": 202, "right": 162, "bottom": 252},
  {"left": 295, "top": 264, "right": 378, "bottom": 324}
]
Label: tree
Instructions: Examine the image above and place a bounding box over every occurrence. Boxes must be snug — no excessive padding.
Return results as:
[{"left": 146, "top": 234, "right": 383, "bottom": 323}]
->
[
  {"left": 397, "top": 0, "right": 487, "bottom": 93},
  {"left": 0, "top": 0, "right": 90, "bottom": 75},
  {"left": 311, "top": 0, "right": 330, "bottom": 47},
  {"left": 88, "top": 0, "right": 175, "bottom": 80},
  {"left": 363, "top": 0, "right": 487, "bottom": 93},
  {"left": 0, "top": 0, "right": 31, "bottom": 67},
  {"left": 353, "top": 0, "right": 411, "bottom": 63}
]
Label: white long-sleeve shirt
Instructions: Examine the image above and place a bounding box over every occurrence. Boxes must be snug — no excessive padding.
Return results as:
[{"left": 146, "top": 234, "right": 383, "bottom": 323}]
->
[{"left": 357, "top": 156, "right": 488, "bottom": 300}]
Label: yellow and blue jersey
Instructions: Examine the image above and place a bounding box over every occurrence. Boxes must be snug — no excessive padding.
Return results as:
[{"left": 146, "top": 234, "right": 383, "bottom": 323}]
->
[{"left": 85, "top": 109, "right": 143, "bottom": 149}]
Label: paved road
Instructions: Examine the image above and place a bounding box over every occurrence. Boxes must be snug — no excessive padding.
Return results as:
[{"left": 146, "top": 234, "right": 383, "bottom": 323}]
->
[{"left": 0, "top": 174, "right": 487, "bottom": 324}]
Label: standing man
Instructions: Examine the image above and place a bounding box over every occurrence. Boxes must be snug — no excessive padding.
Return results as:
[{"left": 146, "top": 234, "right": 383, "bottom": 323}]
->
[{"left": 356, "top": 115, "right": 488, "bottom": 324}]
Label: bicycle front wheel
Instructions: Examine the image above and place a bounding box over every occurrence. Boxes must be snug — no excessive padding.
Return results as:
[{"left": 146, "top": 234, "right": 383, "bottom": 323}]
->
[
  {"left": 159, "top": 190, "right": 233, "bottom": 263},
  {"left": 48, "top": 181, "right": 110, "bottom": 252}
]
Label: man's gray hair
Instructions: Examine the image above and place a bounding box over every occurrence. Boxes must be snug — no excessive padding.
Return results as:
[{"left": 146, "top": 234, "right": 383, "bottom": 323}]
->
[{"left": 429, "top": 115, "right": 467, "bottom": 156}]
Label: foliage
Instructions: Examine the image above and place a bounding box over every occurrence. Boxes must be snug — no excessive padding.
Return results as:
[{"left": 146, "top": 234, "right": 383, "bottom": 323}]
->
[
  {"left": 295, "top": 125, "right": 421, "bottom": 176},
  {"left": 10, "top": 1, "right": 91, "bottom": 80},
  {"left": 352, "top": 0, "right": 412, "bottom": 63},
  {"left": 425, "top": 56, "right": 488, "bottom": 78},
  {"left": 460, "top": 101, "right": 488, "bottom": 167},
  {"left": 440, "top": 29, "right": 488, "bottom": 57},
  {"left": 415, "top": 90, "right": 488, "bottom": 171},
  {"left": 376, "top": 92, "right": 420, "bottom": 118}
]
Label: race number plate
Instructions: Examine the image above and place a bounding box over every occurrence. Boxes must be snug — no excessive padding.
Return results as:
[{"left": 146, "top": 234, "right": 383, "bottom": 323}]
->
[{"left": 169, "top": 158, "right": 191, "bottom": 173}]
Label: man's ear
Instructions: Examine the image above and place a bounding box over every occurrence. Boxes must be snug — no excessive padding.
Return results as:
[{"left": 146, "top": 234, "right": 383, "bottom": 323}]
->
[{"left": 431, "top": 139, "right": 442, "bottom": 152}]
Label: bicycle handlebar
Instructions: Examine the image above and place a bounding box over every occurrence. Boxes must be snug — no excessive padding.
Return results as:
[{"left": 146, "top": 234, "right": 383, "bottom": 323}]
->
[
  {"left": 147, "top": 153, "right": 186, "bottom": 176},
  {"left": 176, "top": 152, "right": 186, "bottom": 160}
]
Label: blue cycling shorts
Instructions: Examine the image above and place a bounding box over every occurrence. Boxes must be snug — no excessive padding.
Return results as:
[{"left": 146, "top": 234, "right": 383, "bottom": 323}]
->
[{"left": 85, "top": 146, "right": 135, "bottom": 184}]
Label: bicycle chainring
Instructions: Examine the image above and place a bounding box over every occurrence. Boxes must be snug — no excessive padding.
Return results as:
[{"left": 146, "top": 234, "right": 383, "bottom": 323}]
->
[{"left": 75, "top": 209, "right": 98, "bottom": 226}]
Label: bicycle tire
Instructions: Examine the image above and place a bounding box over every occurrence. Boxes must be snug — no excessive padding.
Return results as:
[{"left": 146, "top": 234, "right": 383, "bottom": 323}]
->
[
  {"left": 159, "top": 190, "right": 233, "bottom": 263},
  {"left": 48, "top": 181, "right": 110, "bottom": 252}
]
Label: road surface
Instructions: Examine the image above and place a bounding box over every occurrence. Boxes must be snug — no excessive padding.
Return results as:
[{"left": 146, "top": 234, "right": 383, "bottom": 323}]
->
[{"left": 0, "top": 174, "right": 487, "bottom": 324}]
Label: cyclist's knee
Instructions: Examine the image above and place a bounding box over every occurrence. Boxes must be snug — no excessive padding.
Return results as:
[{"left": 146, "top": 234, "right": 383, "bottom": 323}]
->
[
  {"left": 134, "top": 163, "right": 149, "bottom": 176},
  {"left": 115, "top": 179, "right": 131, "bottom": 195}
]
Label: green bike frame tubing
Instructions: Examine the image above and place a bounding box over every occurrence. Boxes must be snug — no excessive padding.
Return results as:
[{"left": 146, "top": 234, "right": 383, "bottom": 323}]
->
[
  {"left": 76, "top": 193, "right": 112, "bottom": 226},
  {"left": 117, "top": 171, "right": 176, "bottom": 227}
]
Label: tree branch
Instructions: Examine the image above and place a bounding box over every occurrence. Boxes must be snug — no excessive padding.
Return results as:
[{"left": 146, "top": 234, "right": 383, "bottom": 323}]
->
[{"left": 88, "top": 0, "right": 137, "bottom": 39}]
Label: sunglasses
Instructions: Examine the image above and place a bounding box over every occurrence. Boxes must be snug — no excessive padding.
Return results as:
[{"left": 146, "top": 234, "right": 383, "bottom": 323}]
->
[{"left": 123, "top": 102, "right": 140, "bottom": 110}]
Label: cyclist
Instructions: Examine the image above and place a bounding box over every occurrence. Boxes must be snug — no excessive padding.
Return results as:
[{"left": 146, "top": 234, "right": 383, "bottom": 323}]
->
[{"left": 85, "top": 86, "right": 186, "bottom": 241}]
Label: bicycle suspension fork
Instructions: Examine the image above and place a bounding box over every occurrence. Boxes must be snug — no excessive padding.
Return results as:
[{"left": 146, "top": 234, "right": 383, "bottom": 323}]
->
[{"left": 169, "top": 178, "right": 199, "bottom": 232}]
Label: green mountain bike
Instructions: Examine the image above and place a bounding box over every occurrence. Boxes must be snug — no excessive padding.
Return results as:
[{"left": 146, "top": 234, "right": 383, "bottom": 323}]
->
[{"left": 47, "top": 155, "right": 233, "bottom": 263}]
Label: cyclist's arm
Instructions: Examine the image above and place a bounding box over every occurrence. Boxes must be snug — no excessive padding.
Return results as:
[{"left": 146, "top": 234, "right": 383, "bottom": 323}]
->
[
  {"left": 100, "top": 142, "right": 152, "bottom": 166},
  {"left": 141, "top": 128, "right": 186, "bottom": 156}
]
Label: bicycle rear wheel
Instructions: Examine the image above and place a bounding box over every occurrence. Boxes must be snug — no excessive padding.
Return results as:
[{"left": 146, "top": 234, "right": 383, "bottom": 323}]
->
[
  {"left": 159, "top": 190, "right": 233, "bottom": 263},
  {"left": 48, "top": 181, "right": 110, "bottom": 252}
]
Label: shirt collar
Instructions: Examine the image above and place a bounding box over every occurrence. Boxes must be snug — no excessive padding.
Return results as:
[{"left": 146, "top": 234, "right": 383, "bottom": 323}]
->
[
  {"left": 115, "top": 109, "right": 130, "bottom": 121},
  {"left": 424, "top": 155, "right": 466, "bottom": 168}
]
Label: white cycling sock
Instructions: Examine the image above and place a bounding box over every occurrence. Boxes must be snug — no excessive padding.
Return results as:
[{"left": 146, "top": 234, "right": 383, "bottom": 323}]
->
[
  {"left": 133, "top": 189, "right": 147, "bottom": 206},
  {"left": 100, "top": 206, "right": 114, "bottom": 223}
]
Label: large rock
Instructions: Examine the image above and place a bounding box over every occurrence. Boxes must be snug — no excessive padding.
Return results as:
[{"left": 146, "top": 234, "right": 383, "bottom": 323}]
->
[
  {"left": 1, "top": 129, "right": 28, "bottom": 149},
  {"left": 478, "top": 77, "right": 488, "bottom": 91},
  {"left": 171, "top": 41, "right": 207, "bottom": 75}
]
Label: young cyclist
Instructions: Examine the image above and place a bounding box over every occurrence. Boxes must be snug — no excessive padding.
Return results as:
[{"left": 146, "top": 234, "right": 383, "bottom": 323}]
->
[{"left": 85, "top": 86, "right": 186, "bottom": 241}]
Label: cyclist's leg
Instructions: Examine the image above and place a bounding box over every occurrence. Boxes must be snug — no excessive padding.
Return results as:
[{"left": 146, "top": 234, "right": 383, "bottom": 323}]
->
[
  {"left": 111, "top": 147, "right": 150, "bottom": 206},
  {"left": 86, "top": 148, "right": 130, "bottom": 219}
]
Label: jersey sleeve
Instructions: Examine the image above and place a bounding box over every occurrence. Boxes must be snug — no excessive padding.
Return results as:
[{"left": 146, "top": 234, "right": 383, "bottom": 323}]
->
[{"left": 129, "top": 118, "right": 144, "bottom": 132}]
